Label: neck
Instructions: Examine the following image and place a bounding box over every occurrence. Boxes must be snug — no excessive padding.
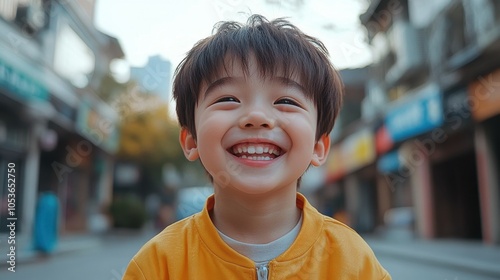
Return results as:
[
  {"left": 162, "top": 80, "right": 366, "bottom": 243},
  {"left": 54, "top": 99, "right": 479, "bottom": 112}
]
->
[{"left": 210, "top": 185, "right": 301, "bottom": 244}]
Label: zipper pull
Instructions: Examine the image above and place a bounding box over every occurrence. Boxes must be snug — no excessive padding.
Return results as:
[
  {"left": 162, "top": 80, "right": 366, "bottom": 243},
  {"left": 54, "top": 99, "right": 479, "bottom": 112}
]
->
[{"left": 256, "top": 264, "right": 269, "bottom": 280}]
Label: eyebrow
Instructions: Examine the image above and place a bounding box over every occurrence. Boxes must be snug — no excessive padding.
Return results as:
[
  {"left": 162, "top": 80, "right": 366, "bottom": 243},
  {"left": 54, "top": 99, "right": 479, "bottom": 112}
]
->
[
  {"left": 203, "top": 76, "right": 306, "bottom": 99},
  {"left": 272, "top": 76, "right": 306, "bottom": 94},
  {"left": 203, "top": 77, "right": 240, "bottom": 98}
]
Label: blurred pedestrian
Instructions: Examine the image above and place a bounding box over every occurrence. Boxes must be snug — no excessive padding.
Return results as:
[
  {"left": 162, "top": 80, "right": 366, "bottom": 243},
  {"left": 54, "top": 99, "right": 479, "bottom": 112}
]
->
[
  {"left": 33, "top": 191, "right": 59, "bottom": 254},
  {"left": 123, "top": 14, "right": 390, "bottom": 280}
]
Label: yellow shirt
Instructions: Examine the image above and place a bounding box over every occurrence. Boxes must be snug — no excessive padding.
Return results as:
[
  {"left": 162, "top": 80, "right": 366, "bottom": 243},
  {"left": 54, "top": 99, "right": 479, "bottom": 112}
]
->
[{"left": 123, "top": 193, "right": 391, "bottom": 280}]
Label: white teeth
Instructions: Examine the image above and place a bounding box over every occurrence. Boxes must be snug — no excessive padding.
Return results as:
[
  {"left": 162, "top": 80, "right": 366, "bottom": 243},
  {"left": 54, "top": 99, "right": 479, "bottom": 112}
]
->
[
  {"left": 256, "top": 146, "right": 264, "bottom": 154},
  {"left": 247, "top": 146, "right": 255, "bottom": 154},
  {"left": 231, "top": 143, "right": 282, "bottom": 158},
  {"left": 243, "top": 156, "right": 273, "bottom": 161}
]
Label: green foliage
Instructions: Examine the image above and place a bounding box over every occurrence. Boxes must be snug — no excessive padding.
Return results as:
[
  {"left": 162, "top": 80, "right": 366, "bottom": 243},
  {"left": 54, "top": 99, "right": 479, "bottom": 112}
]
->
[
  {"left": 115, "top": 88, "right": 184, "bottom": 167},
  {"left": 109, "top": 194, "right": 147, "bottom": 229}
]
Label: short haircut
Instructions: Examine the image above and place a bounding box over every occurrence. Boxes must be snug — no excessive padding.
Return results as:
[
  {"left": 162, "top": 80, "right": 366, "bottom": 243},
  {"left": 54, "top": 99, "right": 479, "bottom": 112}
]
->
[{"left": 173, "top": 14, "right": 344, "bottom": 141}]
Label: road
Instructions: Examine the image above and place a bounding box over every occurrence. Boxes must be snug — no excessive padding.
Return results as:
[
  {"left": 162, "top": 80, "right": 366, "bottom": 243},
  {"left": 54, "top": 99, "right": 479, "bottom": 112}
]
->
[
  {"left": 377, "top": 255, "right": 498, "bottom": 280},
  {"left": 0, "top": 230, "right": 155, "bottom": 280},
  {"left": 1, "top": 230, "right": 497, "bottom": 280}
]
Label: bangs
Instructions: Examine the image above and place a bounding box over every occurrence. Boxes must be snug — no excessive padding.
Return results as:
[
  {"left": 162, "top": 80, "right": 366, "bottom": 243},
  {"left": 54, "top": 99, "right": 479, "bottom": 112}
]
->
[{"left": 192, "top": 19, "right": 332, "bottom": 103}]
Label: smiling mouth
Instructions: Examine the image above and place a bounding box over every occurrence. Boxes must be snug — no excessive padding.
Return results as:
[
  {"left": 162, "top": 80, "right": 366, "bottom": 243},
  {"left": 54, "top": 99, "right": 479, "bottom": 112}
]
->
[{"left": 228, "top": 143, "right": 283, "bottom": 161}]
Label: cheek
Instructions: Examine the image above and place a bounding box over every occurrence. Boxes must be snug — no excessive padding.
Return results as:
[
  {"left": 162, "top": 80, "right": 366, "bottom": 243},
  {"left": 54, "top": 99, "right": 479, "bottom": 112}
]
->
[
  {"left": 196, "top": 111, "right": 230, "bottom": 135},
  {"left": 281, "top": 116, "right": 317, "bottom": 149},
  {"left": 281, "top": 113, "right": 316, "bottom": 134},
  {"left": 195, "top": 113, "right": 230, "bottom": 156}
]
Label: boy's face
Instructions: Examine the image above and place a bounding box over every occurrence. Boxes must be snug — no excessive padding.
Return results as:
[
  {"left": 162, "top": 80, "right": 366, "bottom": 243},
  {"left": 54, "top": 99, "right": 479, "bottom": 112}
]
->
[{"left": 180, "top": 55, "right": 330, "bottom": 195}]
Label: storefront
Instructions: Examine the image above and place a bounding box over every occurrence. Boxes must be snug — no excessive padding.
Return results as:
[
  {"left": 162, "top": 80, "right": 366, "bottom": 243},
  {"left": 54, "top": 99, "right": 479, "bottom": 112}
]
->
[
  {"left": 429, "top": 87, "right": 480, "bottom": 240},
  {"left": 0, "top": 46, "right": 50, "bottom": 238},
  {"left": 67, "top": 96, "right": 118, "bottom": 233},
  {"left": 325, "top": 127, "right": 378, "bottom": 232},
  {"left": 470, "top": 68, "right": 500, "bottom": 244},
  {"left": 40, "top": 95, "right": 119, "bottom": 234},
  {"left": 380, "top": 83, "right": 445, "bottom": 239}
]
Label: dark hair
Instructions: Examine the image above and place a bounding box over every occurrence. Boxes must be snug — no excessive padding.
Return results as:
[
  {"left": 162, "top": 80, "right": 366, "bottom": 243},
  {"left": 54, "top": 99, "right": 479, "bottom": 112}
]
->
[{"left": 173, "top": 14, "right": 344, "bottom": 141}]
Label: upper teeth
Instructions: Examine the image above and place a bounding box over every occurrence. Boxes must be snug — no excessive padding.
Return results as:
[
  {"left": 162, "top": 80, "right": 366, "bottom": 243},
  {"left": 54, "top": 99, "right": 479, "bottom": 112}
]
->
[{"left": 232, "top": 143, "right": 281, "bottom": 156}]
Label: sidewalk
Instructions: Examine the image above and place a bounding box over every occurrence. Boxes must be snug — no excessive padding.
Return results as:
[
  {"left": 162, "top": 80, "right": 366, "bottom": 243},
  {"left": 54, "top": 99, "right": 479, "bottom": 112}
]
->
[
  {"left": 1, "top": 232, "right": 102, "bottom": 267},
  {"left": 364, "top": 233, "right": 500, "bottom": 278},
  {"left": 1, "top": 224, "right": 157, "bottom": 268}
]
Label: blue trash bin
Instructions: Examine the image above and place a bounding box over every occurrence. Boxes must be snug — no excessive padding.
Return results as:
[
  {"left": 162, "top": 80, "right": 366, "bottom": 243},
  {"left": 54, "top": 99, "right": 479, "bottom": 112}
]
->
[{"left": 33, "top": 192, "right": 59, "bottom": 253}]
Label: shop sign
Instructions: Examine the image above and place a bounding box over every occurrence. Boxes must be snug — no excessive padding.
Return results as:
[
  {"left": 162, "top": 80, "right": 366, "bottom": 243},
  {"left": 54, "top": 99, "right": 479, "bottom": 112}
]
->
[
  {"left": 76, "top": 98, "right": 119, "bottom": 154},
  {"left": 385, "top": 84, "right": 443, "bottom": 142},
  {"left": 342, "top": 129, "right": 376, "bottom": 172},
  {"left": 469, "top": 68, "right": 500, "bottom": 121},
  {"left": 0, "top": 57, "right": 48, "bottom": 101},
  {"left": 325, "top": 128, "right": 376, "bottom": 182},
  {"left": 375, "top": 125, "right": 393, "bottom": 155},
  {"left": 377, "top": 150, "right": 401, "bottom": 174}
]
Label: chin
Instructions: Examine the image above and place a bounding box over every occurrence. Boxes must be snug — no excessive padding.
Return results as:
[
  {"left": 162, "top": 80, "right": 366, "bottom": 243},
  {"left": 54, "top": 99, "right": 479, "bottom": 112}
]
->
[{"left": 229, "top": 180, "right": 286, "bottom": 196}]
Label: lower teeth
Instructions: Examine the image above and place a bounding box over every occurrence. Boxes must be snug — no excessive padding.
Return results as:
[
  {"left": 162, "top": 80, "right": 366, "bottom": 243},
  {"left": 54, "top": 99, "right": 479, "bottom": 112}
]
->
[{"left": 241, "top": 155, "right": 272, "bottom": 160}]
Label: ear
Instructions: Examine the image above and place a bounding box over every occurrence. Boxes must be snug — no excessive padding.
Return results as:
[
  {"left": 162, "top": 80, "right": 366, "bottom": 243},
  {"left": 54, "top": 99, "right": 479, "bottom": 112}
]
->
[
  {"left": 311, "top": 134, "right": 330, "bottom": 167},
  {"left": 179, "top": 127, "right": 199, "bottom": 161}
]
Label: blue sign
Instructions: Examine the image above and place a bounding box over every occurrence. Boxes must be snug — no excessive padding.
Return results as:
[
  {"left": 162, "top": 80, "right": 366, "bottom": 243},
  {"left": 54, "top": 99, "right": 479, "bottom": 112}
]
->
[
  {"left": 0, "top": 58, "right": 48, "bottom": 101},
  {"left": 377, "top": 150, "right": 401, "bottom": 174},
  {"left": 385, "top": 85, "right": 443, "bottom": 142}
]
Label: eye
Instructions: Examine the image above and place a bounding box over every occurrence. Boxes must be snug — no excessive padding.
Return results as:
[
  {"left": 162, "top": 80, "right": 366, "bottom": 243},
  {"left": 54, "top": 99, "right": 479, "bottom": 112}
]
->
[
  {"left": 215, "top": 96, "right": 239, "bottom": 103},
  {"left": 275, "top": 98, "right": 301, "bottom": 107}
]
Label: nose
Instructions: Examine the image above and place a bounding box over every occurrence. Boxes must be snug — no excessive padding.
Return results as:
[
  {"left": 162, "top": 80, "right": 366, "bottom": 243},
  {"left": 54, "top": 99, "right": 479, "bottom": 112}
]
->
[{"left": 239, "top": 110, "right": 276, "bottom": 129}]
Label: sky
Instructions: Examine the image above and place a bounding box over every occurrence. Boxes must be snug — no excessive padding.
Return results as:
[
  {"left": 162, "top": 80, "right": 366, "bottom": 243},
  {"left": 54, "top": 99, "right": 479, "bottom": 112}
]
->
[{"left": 94, "top": 0, "right": 372, "bottom": 80}]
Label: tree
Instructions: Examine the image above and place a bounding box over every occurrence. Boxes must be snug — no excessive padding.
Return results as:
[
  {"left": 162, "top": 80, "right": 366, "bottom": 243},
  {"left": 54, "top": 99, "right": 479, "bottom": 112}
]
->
[{"left": 114, "top": 85, "right": 183, "bottom": 166}]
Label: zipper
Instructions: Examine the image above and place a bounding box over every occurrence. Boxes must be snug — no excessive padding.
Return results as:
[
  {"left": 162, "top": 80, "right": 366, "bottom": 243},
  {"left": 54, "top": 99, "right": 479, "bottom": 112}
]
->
[{"left": 256, "top": 264, "right": 269, "bottom": 280}]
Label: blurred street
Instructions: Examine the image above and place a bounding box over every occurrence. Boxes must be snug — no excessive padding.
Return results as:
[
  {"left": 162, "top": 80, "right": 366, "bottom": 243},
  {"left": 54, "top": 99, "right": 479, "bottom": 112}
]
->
[
  {"left": 1, "top": 228, "right": 499, "bottom": 279},
  {"left": 365, "top": 236, "right": 500, "bottom": 280},
  {"left": 377, "top": 255, "right": 498, "bottom": 280},
  {"left": 0, "top": 228, "right": 156, "bottom": 280}
]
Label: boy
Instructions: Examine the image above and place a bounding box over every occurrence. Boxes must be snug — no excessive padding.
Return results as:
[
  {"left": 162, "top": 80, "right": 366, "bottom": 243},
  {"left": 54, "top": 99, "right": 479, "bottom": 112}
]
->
[{"left": 123, "top": 14, "right": 391, "bottom": 280}]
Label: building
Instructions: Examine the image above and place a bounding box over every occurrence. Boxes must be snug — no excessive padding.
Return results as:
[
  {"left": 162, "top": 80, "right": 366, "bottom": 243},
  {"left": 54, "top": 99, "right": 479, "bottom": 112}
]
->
[
  {"left": 130, "top": 55, "right": 172, "bottom": 101},
  {"left": 323, "top": 0, "right": 500, "bottom": 244},
  {"left": 0, "top": 0, "right": 124, "bottom": 244}
]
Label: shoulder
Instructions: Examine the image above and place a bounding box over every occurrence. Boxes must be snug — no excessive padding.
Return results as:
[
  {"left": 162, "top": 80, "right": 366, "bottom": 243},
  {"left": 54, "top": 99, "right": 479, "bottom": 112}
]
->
[
  {"left": 319, "top": 215, "right": 390, "bottom": 278},
  {"left": 300, "top": 196, "right": 376, "bottom": 254},
  {"left": 133, "top": 215, "right": 200, "bottom": 266},
  {"left": 141, "top": 215, "right": 198, "bottom": 255},
  {"left": 123, "top": 215, "right": 200, "bottom": 279},
  {"left": 322, "top": 216, "right": 363, "bottom": 239},
  {"left": 295, "top": 206, "right": 391, "bottom": 278},
  {"left": 320, "top": 215, "right": 374, "bottom": 251}
]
